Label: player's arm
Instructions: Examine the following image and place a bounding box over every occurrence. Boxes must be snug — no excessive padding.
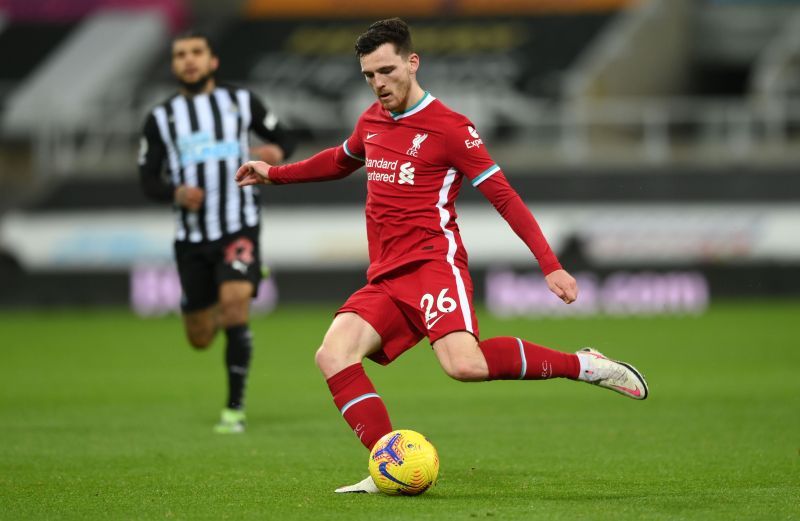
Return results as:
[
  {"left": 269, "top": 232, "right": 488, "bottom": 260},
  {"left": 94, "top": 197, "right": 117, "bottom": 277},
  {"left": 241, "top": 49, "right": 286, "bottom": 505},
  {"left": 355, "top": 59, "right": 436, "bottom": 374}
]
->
[
  {"left": 447, "top": 120, "right": 576, "bottom": 303},
  {"left": 138, "top": 114, "right": 173, "bottom": 202},
  {"left": 236, "top": 145, "right": 362, "bottom": 186},
  {"left": 138, "top": 114, "right": 204, "bottom": 211},
  {"left": 237, "top": 121, "right": 366, "bottom": 186},
  {"left": 475, "top": 173, "right": 577, "bottom": 304},
  {"left": 248, "top": 93, "right": 297, "bottom": 164}
]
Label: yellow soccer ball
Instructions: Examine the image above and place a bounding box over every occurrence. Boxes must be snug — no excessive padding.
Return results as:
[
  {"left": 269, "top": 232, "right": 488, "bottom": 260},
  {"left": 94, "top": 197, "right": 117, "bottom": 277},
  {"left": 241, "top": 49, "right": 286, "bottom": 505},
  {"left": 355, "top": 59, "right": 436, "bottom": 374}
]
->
[{"left": 368, "top": 429, "right": 439, "bottom": 496}]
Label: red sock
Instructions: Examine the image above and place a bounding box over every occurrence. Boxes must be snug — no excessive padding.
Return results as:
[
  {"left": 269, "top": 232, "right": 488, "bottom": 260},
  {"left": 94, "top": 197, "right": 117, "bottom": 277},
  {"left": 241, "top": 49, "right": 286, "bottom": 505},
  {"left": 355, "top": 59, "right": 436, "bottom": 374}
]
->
[
  {"left": 478, "top": 337, "right": 580, "bottom": 381},
  {"left": 326, "top": 363, "right": 392, "bottom": 450}
]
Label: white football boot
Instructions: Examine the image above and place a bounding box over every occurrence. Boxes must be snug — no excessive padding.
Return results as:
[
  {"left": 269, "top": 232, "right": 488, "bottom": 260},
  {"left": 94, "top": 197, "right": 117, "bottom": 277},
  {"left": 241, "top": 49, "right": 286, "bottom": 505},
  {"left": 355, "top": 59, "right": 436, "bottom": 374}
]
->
[
  {"left": 576, "top": 348, "right": 649, "bottom": 400},
  {"left": 334, "top": 475, "right": 380, "bottom": 494}
]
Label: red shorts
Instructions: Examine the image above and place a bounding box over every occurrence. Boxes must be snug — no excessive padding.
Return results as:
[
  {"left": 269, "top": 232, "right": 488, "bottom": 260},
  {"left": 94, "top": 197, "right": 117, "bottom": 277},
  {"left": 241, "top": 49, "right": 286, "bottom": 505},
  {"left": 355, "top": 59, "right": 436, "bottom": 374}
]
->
[{"left": 338, "top": 260, "right": 480, "bottom": 365}]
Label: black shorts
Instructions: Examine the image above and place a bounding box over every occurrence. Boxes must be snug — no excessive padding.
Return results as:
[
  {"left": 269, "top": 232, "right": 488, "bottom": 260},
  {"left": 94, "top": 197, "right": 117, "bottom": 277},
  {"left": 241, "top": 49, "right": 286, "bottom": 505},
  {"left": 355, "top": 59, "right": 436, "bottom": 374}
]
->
[{"left": 174, "top": 228, "right": 262, "bottom": 312}]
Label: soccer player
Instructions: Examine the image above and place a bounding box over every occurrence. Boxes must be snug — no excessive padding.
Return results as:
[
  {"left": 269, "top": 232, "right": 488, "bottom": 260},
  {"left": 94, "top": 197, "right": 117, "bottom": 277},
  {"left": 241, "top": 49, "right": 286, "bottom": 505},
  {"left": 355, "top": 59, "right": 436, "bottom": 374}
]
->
[
  {"left": 139, "top": 31, "right": 295, "bottom": 433},
  {"left": 236, "top": 18, "right": 648, "bottom": 489}
]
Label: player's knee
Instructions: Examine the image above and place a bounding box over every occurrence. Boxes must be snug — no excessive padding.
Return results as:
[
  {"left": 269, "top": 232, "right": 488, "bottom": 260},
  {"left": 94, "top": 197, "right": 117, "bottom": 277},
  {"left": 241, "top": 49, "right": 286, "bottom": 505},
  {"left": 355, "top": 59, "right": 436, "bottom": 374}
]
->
[
  {"left": 434, "top": 333, "right": 488, "bottom": 382},
  {"left": 315, "top": 337, "right": 354, "bottom": 376},
  {"left": 443, "top": 359, "right": 487, "bottom": 382},
  {"left": 315, "top": 345, "right": 343, "bottom": 377},
  {"left": 314, "top": 344, "right": 330, "bottom": 371},
  {"left": 218, "top": 299, "right": 249, "bottom": 327},
  {"left": 187, "top": 331, "right": 214, "bottom": 350}
]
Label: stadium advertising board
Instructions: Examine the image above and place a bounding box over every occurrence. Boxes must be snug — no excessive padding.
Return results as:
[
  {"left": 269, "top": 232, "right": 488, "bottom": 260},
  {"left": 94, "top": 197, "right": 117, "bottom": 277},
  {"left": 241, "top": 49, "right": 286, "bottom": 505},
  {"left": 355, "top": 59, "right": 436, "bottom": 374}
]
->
[
  {"left": 130, "top": 264, "right": 278, "bottom": 317},
  {"left": 486, "top": 269, "right": 709, "bottom": 317},
  {"left": 2, "top": 204, "right": 798, "bottom": 308}
]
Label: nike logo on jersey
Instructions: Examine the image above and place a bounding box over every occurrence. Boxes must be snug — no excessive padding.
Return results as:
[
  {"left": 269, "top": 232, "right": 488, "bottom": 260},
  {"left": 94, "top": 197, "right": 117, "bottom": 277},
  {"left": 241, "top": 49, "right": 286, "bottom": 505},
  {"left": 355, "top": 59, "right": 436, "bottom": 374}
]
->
[
  {"left": 366, "top": 132, "right": 379, "bottom": 140},
  {"left": 426, "top": 314, "right": 446, "bottom": 330}
]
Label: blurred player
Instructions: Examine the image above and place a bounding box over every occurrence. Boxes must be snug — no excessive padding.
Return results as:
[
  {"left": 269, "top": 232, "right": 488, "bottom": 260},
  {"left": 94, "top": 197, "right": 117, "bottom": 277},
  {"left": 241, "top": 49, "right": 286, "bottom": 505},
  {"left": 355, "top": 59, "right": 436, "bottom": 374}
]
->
[
  {"left": 236, "top": 19, "right": 648, "bottom": 488},
  {"left": 139, "top": 31, "right": 295, "bottom": 433}
]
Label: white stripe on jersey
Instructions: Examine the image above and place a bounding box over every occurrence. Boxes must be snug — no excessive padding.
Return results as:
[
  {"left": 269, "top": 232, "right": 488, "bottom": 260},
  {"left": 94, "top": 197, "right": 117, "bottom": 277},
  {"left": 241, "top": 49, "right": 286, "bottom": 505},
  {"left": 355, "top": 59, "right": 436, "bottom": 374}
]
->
[
  {"left": 242, "top": 184, "right": 257, "bottom": 227},
  {"left": 436, "top": 167, "right": 474, "bottom": 334},
  {"left": 193, "top": 94, "right": 222, "bottom": 241},
  {"left": 236, "top": 90, "right": 259, "bottom": 228},
  {"left": 171, "top": 96, "right": 202, "bottom": 242},
  {"left": 153, "top": 106, "right": 186, "bottom": 241},
  {"left": 213, "top": 89, "right": 242, "bottom": 233}
]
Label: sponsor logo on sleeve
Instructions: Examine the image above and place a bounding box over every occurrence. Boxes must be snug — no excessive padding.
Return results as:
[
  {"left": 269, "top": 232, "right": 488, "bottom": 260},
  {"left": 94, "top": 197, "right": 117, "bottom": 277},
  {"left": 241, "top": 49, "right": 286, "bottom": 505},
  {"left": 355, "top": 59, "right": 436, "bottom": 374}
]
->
[
  {"left": 137, "top": 137, "right": 148, "bottom": 165},
  {"left": 263, "top": 112, "right": 278, "bottom": 131},
  {"left": 465, "top": 126, "right": 483, "bottom": 149}
]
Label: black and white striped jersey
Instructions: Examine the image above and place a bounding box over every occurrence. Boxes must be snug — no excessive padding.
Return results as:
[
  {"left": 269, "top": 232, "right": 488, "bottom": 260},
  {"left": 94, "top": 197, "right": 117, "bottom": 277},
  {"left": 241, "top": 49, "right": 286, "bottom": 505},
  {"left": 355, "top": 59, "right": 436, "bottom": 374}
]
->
[{"left": 138, "top": 85, "right": 295, "bottom": 243}]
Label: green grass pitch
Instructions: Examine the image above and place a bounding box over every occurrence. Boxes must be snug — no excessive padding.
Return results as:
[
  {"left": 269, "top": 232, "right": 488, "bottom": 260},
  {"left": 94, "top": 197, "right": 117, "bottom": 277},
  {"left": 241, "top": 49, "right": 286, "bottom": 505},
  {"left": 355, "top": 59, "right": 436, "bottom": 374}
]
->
[{"left": 1, "top": 300, "right": 798, "bottom": 520}]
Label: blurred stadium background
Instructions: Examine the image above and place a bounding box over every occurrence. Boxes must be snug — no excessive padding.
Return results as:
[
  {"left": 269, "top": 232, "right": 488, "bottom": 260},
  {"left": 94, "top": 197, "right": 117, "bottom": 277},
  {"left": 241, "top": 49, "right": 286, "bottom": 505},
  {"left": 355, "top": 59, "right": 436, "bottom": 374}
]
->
[
  {"left": 1, "top": 0, "right": 799, "bottom": 313},
  {"left": 2, "top": 0, "right": 800, "bottom": 314}
]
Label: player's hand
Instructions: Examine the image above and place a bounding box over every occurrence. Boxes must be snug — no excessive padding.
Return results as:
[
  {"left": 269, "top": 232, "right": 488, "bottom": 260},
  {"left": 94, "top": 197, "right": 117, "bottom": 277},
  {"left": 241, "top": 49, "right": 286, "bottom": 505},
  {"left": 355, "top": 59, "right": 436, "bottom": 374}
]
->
[
  {"left": 236, "top": 160, "right": 273, "bottom": 186},
  {"left": 545, "top": 269, "right": 578, "bottom": 304},
  {"left": 174, "top": 185, "right": 205, "bottom": 211}
]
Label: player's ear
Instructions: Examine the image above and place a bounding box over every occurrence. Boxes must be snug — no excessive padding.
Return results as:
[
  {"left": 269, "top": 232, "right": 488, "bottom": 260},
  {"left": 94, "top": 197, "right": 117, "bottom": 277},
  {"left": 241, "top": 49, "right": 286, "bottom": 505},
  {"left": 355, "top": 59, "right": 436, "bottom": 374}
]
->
[
  {"left": 408, "top": 53, "right": 420, "bottom": 74},
  {"left": 210, "top": 55, "right": 220, "bottom": 72}
]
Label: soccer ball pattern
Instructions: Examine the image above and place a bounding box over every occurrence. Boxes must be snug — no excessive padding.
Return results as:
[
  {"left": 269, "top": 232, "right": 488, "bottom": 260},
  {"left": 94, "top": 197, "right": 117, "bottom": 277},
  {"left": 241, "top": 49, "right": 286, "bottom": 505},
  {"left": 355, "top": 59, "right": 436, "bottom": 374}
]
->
[{"left": 368, "top": 429, "right": 439, "bottom": 496}]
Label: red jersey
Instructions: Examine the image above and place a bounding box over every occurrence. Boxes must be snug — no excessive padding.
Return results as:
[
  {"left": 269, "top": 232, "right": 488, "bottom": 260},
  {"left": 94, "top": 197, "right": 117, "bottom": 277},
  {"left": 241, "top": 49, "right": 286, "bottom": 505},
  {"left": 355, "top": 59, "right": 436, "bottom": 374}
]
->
[{"left": 269, "top": 92, "right": 561, "bottom": 283}]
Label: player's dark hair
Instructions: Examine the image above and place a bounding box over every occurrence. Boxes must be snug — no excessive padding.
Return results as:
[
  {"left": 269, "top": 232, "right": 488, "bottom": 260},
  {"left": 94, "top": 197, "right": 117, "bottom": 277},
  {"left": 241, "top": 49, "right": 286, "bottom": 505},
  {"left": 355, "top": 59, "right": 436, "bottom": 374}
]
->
[
  {"left": 173, "top": 30, "right": 217, "bottom": 56},
  {"left": 355, "top": 18, "right": 413, "bottom": 57}
]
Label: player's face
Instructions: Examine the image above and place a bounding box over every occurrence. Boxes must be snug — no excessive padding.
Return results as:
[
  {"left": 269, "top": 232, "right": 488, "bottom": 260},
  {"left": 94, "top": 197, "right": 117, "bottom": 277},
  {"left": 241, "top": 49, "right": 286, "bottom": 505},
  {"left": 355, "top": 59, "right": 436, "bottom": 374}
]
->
[
  {"left": 171, "top": 37, "right": 218, "bottom": 93},
  {"left": 360, "top": 43, "right": 419, "bottom": 112}
]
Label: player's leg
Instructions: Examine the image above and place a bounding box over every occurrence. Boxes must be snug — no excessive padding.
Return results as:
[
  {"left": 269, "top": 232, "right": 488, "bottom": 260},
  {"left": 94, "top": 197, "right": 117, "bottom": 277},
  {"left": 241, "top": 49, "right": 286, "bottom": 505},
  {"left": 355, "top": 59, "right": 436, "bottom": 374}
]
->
[
  {"left": 324, "top": 284, "right": 425, "bottom": 494},
  {"left": 175, "top": 240, "right": 221, "bottom": 349},
  {"left": 417, "top": 260, "right": 648, "bottom": 398},
  {"left": 212, "top": 233, "right": 262, "bottom": 433},
  {"left": 480, "top": 337, "right": 647, "bottom": 398},
  {"left": 316, "top": 311, "right": 391, "bottom": 452},
  {"left": 213, "top": 280, "right": 255, "bottom": 433},
  {"left": 181, "top": 307, "right": 218, "bottom": 349},
  {"left": 319, "top": 279, "right": 424, "bottom": 452},
  {"left": 433, "top": 333, "right": 647, "bottom": 399},
  {"left": 429, "top": 331, "right": 487, "bottom": 381},
  {"left": 433, "top": 333, "right": 580, "bottom": 381},
  {"left": 319, "top": 312, "right": 386, "bottom": 494}
]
